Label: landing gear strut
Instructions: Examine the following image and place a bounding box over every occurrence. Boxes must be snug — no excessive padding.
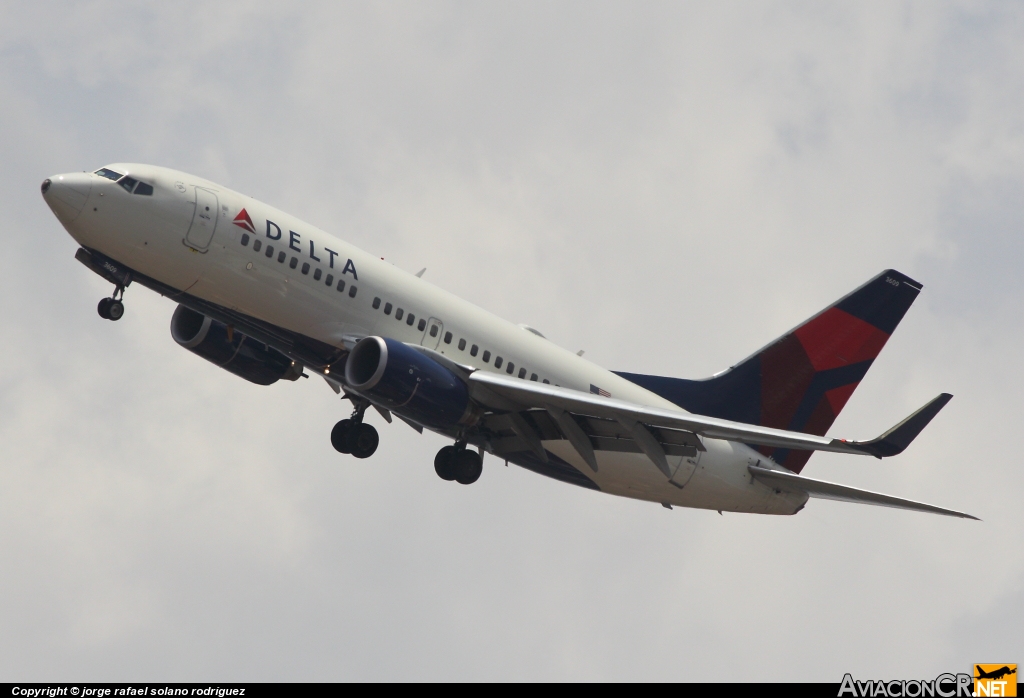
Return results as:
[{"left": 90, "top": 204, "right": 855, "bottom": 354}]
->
[
  {"left": 434, "top": 443, "right": 482, "bottom": 485},
  {"left": 97, "top": 284, "right": 126, "bottom": 321},
  {"left": 331, "top": 401, "right": 379, "bottom": 459}
]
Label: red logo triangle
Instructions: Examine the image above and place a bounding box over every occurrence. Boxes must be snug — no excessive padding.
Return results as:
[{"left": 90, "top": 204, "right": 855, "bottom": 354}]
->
[{"left": 233, "top": 208, "right": 256, "bottom": 234}]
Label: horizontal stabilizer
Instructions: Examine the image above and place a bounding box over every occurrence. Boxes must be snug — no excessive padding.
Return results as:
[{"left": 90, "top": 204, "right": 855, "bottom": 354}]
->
[
  {"left": 749, "top": 465, "right": 977, "bottom": 520},
  {"left": 846, "top": 393, "right": 952, "bottom": 458}
]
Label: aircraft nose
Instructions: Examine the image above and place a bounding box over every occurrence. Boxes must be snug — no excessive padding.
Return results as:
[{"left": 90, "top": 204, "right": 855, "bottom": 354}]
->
[{"left": 42, "top": 172, "right": 93, "bottom": 222}]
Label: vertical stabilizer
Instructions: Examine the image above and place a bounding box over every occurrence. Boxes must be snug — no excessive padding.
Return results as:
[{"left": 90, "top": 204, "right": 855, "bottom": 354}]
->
[{"left": 616, "top": 270, "right": 922, "bottom": 473}]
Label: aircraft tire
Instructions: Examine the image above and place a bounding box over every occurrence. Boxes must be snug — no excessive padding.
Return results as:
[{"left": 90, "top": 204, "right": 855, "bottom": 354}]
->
[
  {"left": 454, "top": 450, "right": 482, "bottom": 485},
  {"left": 331, "top": 419, "right": 356, "bottom": 454},
  {"left": 434, "top": 446, "right": 457, "bottom": 481},
  {"left": 107, "top": 300, "right": 125, "bottom": 321},
  {"left": 97, "top": 298, "right": 111, "bottom": 319},
  {"left": 351, "top": 423, "right": 379, "bottom": 459}
]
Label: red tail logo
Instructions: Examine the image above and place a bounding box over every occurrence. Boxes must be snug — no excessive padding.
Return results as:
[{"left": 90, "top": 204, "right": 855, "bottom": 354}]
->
[{"left": 233, "top": 208, "right": 256, "bottom": 234}]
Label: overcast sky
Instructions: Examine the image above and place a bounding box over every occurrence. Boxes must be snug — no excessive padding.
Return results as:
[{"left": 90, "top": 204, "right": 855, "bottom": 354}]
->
[{"left": 1, "top": 1, "right": 1021, "bottom": 681}]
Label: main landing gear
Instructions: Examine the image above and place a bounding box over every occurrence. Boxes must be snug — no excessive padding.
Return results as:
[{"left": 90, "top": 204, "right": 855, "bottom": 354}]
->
[
  {"left": 97, "top": 285, "right": 126, "bottom": 321},
  {"left": 434, "top": 443, "right": 483, "bottom": 485},
  {"left": 331, "top": 402, "right": 379, "bottom": 459}
]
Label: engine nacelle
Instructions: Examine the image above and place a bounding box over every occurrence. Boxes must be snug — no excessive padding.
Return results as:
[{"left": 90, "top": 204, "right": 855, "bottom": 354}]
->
[
  {"left": 171, "top": 305, "right": 302, "bottom": 386},
  {"left": 345, "top": 336, "right": 471, "bottom": 428}
]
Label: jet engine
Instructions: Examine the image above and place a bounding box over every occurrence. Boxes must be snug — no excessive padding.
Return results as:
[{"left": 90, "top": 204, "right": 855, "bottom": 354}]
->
[
  {"left": 170, "top": 305, "right": 302, "bottom": 386},
  {"left": 345, "top": 336, "right": 472, "bottom": 428}
]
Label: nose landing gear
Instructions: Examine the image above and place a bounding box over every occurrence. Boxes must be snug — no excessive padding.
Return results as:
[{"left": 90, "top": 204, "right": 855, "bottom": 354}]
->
[
  {"left": 97, "top": 285, "right": 127, "bottom": 321},
  {"left": 434, "top": 443, "right": 482, "bottom": 485},
  {"left": 331, "top": 401, "right": 379, "bottom": 459}
]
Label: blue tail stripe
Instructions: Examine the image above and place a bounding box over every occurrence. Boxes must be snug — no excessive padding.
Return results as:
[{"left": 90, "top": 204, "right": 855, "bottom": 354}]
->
[{"left": 615, "top": 359, "right": 763, "bottom": 426}]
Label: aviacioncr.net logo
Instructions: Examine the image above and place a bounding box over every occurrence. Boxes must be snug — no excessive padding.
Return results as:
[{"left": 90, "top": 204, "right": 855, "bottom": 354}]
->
[{"left": 839, "top": 673, "right": 973, "bottom": 698}]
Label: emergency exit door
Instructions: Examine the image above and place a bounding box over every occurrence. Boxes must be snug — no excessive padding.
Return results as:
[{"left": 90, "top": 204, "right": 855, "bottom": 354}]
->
[{"left": 422, "top": 318, "right": 444, "bottom": 350}]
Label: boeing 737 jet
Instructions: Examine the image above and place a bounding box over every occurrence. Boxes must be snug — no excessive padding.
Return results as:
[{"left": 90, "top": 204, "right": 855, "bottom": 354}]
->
[{"left": 41, "top": 164, "right": 975, "bottom": 519}]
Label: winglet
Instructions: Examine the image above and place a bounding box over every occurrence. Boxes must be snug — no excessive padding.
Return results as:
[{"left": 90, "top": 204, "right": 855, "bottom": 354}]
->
[{"left": 847, "top": 393, "right": 952, "bottom": 458}]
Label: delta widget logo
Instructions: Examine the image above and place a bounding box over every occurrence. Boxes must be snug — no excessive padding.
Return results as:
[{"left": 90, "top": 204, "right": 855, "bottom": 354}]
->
[{"left": 233, "top": 208, "right": 256, "bottom": 234}]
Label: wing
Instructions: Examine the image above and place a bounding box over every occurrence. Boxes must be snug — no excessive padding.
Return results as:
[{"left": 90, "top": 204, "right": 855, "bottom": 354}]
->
[{"left": 467, "top": 370, "right": 951, "bottom": 473}]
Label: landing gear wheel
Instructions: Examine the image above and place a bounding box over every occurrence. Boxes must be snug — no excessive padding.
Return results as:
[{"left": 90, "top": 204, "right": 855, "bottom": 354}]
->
[
  {"left": 434, "top": 446, "right": 457, "bottom": 481},
  {"left": 97, "top": 298, "right": 111, "bottom": 319},
  {"left": 351, "top": 423, "right": 379, "bottom": 459},
  {"left": 331, "top": 419, "right": 357, "bottom": 454},
  {"left": 106, "top": 299, "right": 124, "bottom": 321},
  {"left": 453, "top": 449, "right": 483, "bottom": 485}
]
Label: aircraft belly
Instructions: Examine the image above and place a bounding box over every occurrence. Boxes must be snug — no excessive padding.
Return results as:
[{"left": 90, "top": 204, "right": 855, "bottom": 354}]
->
[
  {"left": 687, "top": 441, "right": 808, "bottom": 514},
  {"left": 542, "top": 438, "right": 804, "bottom": 515}
]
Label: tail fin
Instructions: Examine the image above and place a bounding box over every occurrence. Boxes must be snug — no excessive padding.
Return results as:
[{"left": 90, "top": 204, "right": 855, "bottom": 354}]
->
[{"left": 615, "top": 270, "right": 923, "bottom": 473}]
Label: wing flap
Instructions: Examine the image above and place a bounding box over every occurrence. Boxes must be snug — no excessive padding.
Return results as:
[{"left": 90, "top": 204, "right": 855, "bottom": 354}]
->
[
  {"left": 468, "top": 371, "right": 944, "bottom": 458},
  {"left": 749, "top": 465, "right": 977, "bottom": 520}
]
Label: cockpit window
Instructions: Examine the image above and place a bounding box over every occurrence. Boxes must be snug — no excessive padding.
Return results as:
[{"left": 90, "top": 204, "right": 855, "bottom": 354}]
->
[
  {"left": 95, "top": 168, "right": 123, "bottom": 181},
  {"left": 119, "top": 176, "right": 139, "bottom": 193},
  {"left": 134, "top": 182, "right": 154, "bottom": 196}
]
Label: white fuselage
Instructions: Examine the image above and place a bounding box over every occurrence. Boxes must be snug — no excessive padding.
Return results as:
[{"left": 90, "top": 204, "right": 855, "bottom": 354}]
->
[{"left": 44, "top": 164, "right": 806, "bottom": 515}]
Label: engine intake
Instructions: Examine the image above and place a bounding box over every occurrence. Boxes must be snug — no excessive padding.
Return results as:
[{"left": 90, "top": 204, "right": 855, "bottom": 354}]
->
[
  {"left": 171, "top": 305, "right": 302, "bottom": 386},
  {"left": 345, "top": 336, "right": 471, "bottom": 428}
]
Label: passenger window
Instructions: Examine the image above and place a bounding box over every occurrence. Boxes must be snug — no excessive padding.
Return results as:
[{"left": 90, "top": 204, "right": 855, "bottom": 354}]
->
[
  {"left": 518, "top": 368, "right": 526, "bottom": 379},
  {"left": 406, "top": 313, "right": 415, "bottom": 326},
  {"left": 290, "top": 257, "right": 298, "bottom": 269},
  {"left": 458, "top": 339, "right": 466, "bottom": 351},
  {"left": 241, "top": 234, "right": 250, "bottom": 246},
  {"left": 482, "top": 350, "right": 490, "bottom": 363},
  {"left": 470, "top": 344, "right": 479, "bottom": 357},
  {"left": 133, "top": 182, "right": 154, "bottom": 196},
  {"left": 418, "top": 319, "right": 426, "bottom": 331},
  {"left": 253, "top": 240, "right": 262, "bottom": 252},
  {"left": 349, "top": 285, "right": 357, "bottom": 298},
  {"left": 119, "top": 176, "right": 138, "bottom": 193},
  {"left": 265, "top": 245, "right": 274, "bottom": 258},
  {"left": 429, "top": 325, "right": 438, "bottom": 337},
  {"left": 301, "top": 262, "right": 310, "bottom": 275},
  {"left": 325, "top": 274, "right": 333, "bottom": 286},
  {"left": 384, "top": 302, "right": 392, "bottom": 315},
  {"left": 542, "top": 379, "right": 550, "bottom": 384},
  {"left": 494, "top": 357, "right": 503, "bottom": 368},
  {"left": 395, "top": 308, "right": 404, "bottom": 320},
  {"left": 337, "top": 279, "right": 346, "bottom": 292},
  {"left": 506, "top": 362, "right": 515, "bottom": 375},
  {"left": 444, "top": 332, "right": 452, "bottom": 344},
  {"left": 373, "top": 297, "right": 381, "bottom": 309},
  {"left": 278, "top": 251, "right": 286, "bottom": 263},
  {"left": 314, "top": 268, "right": 322, "bottom": 281},
  {"left": 530, "top": 373, "right": 538, "bottom": 381},
  {"left": 95, "top": 168, "right": 122, "bottom": 181}
]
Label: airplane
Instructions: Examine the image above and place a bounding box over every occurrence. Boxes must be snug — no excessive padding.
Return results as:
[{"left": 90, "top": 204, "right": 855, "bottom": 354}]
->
[
  {"left": 975, "top": 667, "right": 1017, "bottom": 681},
  {"left": 40, "top": 164, "right": 976, "bottom": 520}
]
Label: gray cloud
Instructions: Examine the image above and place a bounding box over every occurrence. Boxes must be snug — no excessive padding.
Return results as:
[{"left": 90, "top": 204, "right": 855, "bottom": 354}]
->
[{"left": 1, "top": 1, "right": 1020, "bottom": 680}]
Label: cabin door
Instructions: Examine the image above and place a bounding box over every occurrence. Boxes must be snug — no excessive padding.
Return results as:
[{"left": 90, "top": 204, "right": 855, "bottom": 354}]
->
[{"left": 185, "top": 187, "right": 219, "bottom": 251}]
